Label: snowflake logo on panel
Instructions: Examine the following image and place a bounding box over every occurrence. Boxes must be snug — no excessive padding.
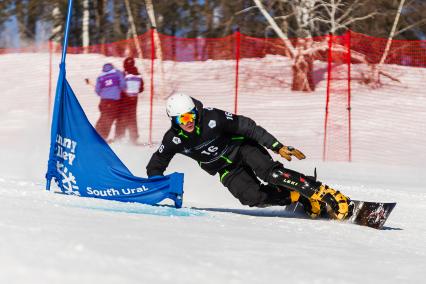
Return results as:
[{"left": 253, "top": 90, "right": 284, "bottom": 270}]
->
[
  {"left": 208, "top": 120, "right": 217, "bottom": 128},
  {"left": 172, "top": 137, "right": 181, "bottom": 144},
  {"left": 56, "top": 161, "right": 80, "bottom": 196}
]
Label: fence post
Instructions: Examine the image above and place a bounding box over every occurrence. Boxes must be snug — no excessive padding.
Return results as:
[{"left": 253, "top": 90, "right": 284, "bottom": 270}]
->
[
  {"left": 149, "top": 27, "right": 155, "bottom": 145},
  {"left": 346, "top": 30, "right": 352, "bottom": 162},
  {"left": 48, "top": 40, "right": 53, "bottom": 127},
  {"left": 322, "top": 33, "right": 333, "bottom": 161},
  {"left": 234, "top": 28, "right": 241, "bottom": 114}
]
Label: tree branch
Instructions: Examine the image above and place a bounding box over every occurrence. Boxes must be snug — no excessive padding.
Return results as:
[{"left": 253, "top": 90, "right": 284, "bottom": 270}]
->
[
  {"left": 252, "top": 0, "right": 296, "bottom": 58},
  {"left": 393, "top": 18, "right": 426, "bottom": 37},
  {"left": 379, "top": 69, "right": 401, "bottom": 82},
  {"left": 235, "top": 6, "right": 258, "bottom": 16},
  {"left": 273, "top": 13, "right": 295, "bottom": 22},
  {"left": 336, "top": 0, "right": 362, "bottom": 24},
  {"left": 341, "top": 12, "right": 377, "bottom": 27}
]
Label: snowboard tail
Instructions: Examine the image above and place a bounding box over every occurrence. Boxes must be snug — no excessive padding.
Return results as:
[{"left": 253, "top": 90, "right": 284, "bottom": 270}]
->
[
  {"left": 347, "top": 200, "right": 396, "bottom": 229},
  {"left": 286, "top": 200, "right": 396, "bottom": 229}
]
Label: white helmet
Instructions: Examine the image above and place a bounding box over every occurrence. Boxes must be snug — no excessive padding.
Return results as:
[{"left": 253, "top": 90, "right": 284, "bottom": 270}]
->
[{"left": 166, "top": 93, "right": 195, "bottom": 117}]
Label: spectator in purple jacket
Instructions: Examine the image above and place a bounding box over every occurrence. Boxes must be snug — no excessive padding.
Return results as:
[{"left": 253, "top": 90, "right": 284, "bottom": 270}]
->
[
  {"left": 115, "top": 57, "right": 144, "bottom": 144},
  {"left": 94, "top": 63, "right": 126, "bottom": 141}
]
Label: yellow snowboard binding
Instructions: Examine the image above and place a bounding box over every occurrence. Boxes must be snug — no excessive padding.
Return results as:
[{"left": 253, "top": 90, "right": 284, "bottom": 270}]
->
[
  {"left": 310, "top": 185, "right": 352, "bottom": 220},
  {"left": 268, "top": 167, "right": 353, "bottom": 220},
  {"left": 289, "top": 191, "right": 325, "bottom": 219}
]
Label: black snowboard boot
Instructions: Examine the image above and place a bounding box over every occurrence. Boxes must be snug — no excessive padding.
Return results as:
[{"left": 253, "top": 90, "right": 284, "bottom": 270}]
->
[
  {"left": 259, "top": 185, "right": 299, "bottom": 207},
  {"left": 268, "top": 167, "right": 353, "bottom": 220},
  {"left": 260, "top": 185, "right": 325, "bottom": 218},
  {"left": 298, "top": 195, "right": 326, "bottom": 218}
]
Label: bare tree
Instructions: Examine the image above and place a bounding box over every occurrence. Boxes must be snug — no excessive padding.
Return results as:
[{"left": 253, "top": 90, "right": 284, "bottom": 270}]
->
[
  {"left": 145, "top": 0, "right": 163, "bottom": 61},
  {"left": 249, "top": 0, "right": 385, "bottom": 91},
  {"left": 50, "top": 3, "right": 62, "bottom": 47},
  {"left": 144, "top": 0, "right": 168, "bottom": 98},
  {"left": 14, "top": 0, "right": 39, "bottom": 47},
  {"left": 379, "top": 0, "right": 405, "bottom": 66},
  {"left": 94, "top": 0, "right": 106, "bottom": 52},
  {"left": 312, "top": 0, "right": 377, "bottom": 34},
  {"left": 252, "top": 0, "right": 296, "bottom": 56},
  {"left": 124, "top": 0, "right": 143, "bottom": 59},
  {"left": 356, "top": 0, "right": 413, "bottom": 88},
  {"left": 357, "top": 0, "right": 405, "bottom": 88},
  {"left": 0, "top": 0, "right": 14, "bottom": 48},
  {"left": 82, "top": 0, "right": 90, "bottom": 52},
  {"left": 252, "top": 0, "right": 318, "bottom": 91}
]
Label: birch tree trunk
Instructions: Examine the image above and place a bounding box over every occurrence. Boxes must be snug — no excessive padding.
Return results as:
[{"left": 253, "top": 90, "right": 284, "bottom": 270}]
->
[
  {"left": 124, "top": 0, "right": 143, "bottom": 59},
  {"left": 82, "top": 0, "right": 90, "bottom": 53},
  {"left": 361, "top": 0, "right": 405, "bottom": 87},
  {"left": 50, "top": 3, "right": 62, "bottom": 52},
  {"left": 252, "top": 0, "right": 316, "bottom": 91},
  {"left": 379, "top": 0, "right": 406, "bottom": 65},
  {"left": 145, "top": 0, "right": 163, "bottom": 61},
  {"left": 292, "top": 39, "right": 314, "bottom": 91},
  {"left": 292, "top": 0, "right": 316, "bottom": 91},
  {"left": 145, "top": 0, "right": 167, "bottom": 98},
  {"left": 252, "top": 0, "right": 295, "bottom": 57}
]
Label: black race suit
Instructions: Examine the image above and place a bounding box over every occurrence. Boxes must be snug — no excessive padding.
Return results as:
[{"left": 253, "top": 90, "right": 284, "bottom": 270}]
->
[{"left": 146, "top": 101, "right": 292, "bottom": 207}]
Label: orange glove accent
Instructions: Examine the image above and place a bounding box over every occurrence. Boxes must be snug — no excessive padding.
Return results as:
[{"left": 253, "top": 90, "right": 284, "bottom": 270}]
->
[{"left": 278, "top": 146, "right": 306, "bottom": 161}]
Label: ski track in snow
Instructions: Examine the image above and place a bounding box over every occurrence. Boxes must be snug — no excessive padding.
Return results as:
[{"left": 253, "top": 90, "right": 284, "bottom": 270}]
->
[{"left": 0, "top": 53, "right": 425, "bottom": 284}]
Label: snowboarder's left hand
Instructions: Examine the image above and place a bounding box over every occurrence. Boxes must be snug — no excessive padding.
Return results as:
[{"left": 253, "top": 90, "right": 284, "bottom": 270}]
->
[{"left": 278, "top": 146, "right": 306, "bottom": 161}]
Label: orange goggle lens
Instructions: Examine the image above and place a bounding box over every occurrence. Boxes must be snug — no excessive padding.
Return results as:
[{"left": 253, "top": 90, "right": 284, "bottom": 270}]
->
[{"left": 174, "top": 111, "right": 196, "bottom": 125}]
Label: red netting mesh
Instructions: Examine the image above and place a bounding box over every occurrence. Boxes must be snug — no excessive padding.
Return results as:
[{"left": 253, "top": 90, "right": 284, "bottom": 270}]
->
[
  {"left": 1, "top": 30, "right": 425, "bottom": 166},
  {"left": 351, "top": 32, "right": 426, "bottom": 67},
  {"left": 323, "top": 33, "right": 351, "bottom": 162}
]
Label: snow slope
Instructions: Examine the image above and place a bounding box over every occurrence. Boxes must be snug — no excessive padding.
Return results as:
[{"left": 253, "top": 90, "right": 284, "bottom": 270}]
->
[{"left": 0, "top": 53, "right": 425, "bottom": 284}]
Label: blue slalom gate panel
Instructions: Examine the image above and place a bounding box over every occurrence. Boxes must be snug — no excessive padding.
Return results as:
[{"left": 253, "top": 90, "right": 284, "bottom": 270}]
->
[
  {"left": 45, "top": 65, "right": 183, "bottom": 208},
  {"left": 45, "top": 0, "right": 183, "bottom": 208}
]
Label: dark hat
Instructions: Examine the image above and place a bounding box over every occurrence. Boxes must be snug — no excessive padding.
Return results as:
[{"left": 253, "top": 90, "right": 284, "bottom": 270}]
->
[
  {"left": 102, "top": 63, "right": 114, "bottom": 72},
  {"left": 123, "top": 57, "right": 135, "bottom": 70}
]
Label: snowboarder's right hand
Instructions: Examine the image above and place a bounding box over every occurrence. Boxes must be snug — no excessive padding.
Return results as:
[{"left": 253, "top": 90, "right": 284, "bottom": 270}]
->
[{"left": 278, "top": 146, "right": 306, "bottom": 161}]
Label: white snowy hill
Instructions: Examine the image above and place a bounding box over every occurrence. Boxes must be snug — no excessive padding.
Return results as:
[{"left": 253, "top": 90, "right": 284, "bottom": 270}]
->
[{"left": 0, "top": 53, "right": 425, "bottom": 284}]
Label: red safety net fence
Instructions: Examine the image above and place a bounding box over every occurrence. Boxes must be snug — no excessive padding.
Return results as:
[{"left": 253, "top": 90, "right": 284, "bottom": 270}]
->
[
  {"left": 1, "top": 29, "right": 425, "bottom": 166},
  {"left": 323, "top": 32, "right": 352, "bottom": 162}
]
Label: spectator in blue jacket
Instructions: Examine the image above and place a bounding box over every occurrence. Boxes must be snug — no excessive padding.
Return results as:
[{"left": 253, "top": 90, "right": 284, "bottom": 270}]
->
[{"left": 95, "top": 63, "right": 126, "bottom": 141}]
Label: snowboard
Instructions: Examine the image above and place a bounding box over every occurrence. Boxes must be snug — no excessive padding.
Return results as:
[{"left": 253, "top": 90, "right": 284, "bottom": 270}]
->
[
  {"left": 286, "top": 200, "right": 396, "bottom": 230},
  {"left": 346, "top": 200, "right": 397, "bottom": 229}
]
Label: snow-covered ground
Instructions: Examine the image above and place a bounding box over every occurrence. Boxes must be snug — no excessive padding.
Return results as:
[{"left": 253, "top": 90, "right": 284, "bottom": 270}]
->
[{"left": 0, "top": 53, "right": 425, "bottom": 284}]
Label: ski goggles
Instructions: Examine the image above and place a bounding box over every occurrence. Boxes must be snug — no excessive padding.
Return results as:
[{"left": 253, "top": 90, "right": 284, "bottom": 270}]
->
[{"left": 174, "top": 109, "right": 197, "bottom": 125}]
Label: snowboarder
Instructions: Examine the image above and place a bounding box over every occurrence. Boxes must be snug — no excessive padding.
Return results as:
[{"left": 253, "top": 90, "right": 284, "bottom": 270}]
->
[
  {"left": 94, "top": 63, "right": 126, "bottom": 141},
  {"left": 146, "top": 93, "right": 353, "bottom": 220}
]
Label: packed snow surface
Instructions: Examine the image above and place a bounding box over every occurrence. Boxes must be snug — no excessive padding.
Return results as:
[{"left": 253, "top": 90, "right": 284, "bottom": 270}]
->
[{"left": 0, "top": 53, "right": 425, "bottom": 284}]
